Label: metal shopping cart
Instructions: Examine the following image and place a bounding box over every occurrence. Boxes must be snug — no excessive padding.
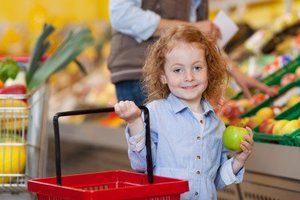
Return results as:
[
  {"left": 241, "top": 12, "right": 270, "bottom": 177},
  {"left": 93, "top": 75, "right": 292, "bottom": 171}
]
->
[
  {"left": 0, "top": 56, "right": 50, "bottom": 199},
  {"left": 28, "top": 107, "right": 189, "bottom": 200}
]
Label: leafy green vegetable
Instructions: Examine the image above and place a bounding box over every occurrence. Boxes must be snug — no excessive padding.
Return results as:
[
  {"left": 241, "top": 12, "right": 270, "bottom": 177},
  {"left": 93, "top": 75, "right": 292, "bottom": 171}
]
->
[
  {"left": 0, "top": 59, "right": 20, "bottom": 82},
  {"left": 27, "top": 24, "right": 55, "bottom": 83},
  {"left": 27, "top": 24, "right": 95, "bottom": 92}
]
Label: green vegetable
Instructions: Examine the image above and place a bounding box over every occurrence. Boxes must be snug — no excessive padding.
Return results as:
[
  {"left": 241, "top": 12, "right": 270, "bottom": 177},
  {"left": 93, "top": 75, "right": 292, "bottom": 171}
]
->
[
  {"left": 0, "top": 59, "right": 20, "bottom": 82},
  {"left": 27, "top": 24, "right": 54, "bottom": 83},
  {"left": 27, "top": 23, "right": 95, "bottom": 92}
]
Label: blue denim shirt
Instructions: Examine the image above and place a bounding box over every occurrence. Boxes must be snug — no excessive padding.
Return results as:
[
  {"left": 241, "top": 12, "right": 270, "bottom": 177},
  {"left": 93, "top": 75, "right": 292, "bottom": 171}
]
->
[{"left": 125, "top": 94, "right": 244, "bottom": 200}]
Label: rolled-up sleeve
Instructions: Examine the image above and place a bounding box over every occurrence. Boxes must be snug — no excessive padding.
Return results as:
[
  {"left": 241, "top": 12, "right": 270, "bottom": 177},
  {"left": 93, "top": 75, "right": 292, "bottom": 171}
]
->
[
  {"left": 125, "top": 126, "right": 146, "bottom": 152},
  {"left": 215, "top": 156, "right": 245, "bottom": 189},
  {"left": 124, "top": 125, "right": 146, "bottom": 171},
  {"left": 109, "top": 0, "right": 161, "bottom": 42},
  {"left": 220, "top": 157, "right": 245, "bottom": 184}
]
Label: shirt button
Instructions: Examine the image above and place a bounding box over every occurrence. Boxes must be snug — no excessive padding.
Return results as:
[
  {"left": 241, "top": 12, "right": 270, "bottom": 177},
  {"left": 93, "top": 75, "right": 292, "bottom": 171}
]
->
[
  {"left": 200, "top": 120, "right": 203, "bottom": 124},
  {"left": 197, "top": 136, "right": 201, "bottom": 140},
  {"left": 197, "top": 155, "right": 201, "bottom": 159},
  {"left": 196, "top": 171, "right": 200, "bottom": 174},
  {"left": 195, "top": 192, "right": 199, "bottom": 196}
]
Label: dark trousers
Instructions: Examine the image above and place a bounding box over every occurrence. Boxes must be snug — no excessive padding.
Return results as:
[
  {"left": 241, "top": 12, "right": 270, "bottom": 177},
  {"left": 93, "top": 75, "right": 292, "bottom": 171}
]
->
[{"left": 115, "top": 80, "right": 147, "bottom": 106}]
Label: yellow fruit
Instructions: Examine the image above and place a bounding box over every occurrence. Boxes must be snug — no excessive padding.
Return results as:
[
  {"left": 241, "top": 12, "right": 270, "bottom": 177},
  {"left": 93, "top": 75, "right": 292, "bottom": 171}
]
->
[
  {"left": 252, "top": 115, "right": 264, "bottom": 126},
  {"left": 272, "top": 120, "right": 289, "bottom": 135},
  {"left": 0, "top": 142, "right": 26, "bottom": 183},
  {"left": 286, "top": 96, "right": 300, "bottom": 108},
  {"left": 0, "top": 99, "right": 29, "bottom": 128},
  {"left": 0, "top": 99, "right": 27, "bottom": 107},
  {"left": 0, "top": 118, "right": 29, "bottom": 130},
  {"left": 256, "top": 107, "right": 274, "bottom": 121},
  {"left": 237, "top": 99, "right": 253, "bottom": 111},
  {"left": 281, "top": 120, "right": 300, "bottom": 135}
]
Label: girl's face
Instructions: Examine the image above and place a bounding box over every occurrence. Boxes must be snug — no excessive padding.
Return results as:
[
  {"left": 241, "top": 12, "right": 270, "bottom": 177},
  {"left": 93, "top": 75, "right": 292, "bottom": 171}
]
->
[{"left": 160, "top": 42, "right": 208, "bottom": 108}]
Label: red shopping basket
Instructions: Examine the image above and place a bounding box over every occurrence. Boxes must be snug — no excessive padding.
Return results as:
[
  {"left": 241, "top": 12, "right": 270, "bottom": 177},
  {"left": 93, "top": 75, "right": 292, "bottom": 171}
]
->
[{"left": 27, "top": 106, "right": 189, "bottom": 200}]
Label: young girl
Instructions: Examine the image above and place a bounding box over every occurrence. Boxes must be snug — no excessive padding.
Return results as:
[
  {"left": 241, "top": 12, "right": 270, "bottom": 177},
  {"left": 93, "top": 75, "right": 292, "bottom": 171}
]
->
[{"left": 114, "top": 24, "right": 254, "bottom": 200}]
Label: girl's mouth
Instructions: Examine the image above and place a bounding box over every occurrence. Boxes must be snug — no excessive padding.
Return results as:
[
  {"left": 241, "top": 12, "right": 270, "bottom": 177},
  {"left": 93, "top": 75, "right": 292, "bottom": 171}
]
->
[{"left": 182, "top": 85, "right": 197, "bottom": 89}]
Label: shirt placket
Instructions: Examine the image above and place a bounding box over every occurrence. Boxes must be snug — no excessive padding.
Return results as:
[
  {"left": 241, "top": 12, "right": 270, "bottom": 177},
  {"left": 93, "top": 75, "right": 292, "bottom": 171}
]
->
[{"left": 193, "top": 114, "right": 205, "bottom": 198}]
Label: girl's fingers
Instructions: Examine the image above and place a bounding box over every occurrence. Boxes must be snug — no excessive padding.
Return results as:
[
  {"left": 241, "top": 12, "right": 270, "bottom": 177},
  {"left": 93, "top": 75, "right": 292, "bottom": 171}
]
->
[
  {"left": 115, "top": 101, "right": 131, "bottom": 116},
  {"left": 114, "top": 101, "right": 141, "bottom": 123},
  {"left": 114, "top": 103, "right": 121, "bottom": 113},
  {"left": 241, "top": 141, "right": 252, "bottom": 151},
  {"left": 244, "top": 127, "right": 254, "bottom": 145},
  {"left": 240, "top": 143, "right": 252, "bottom": 156},
  {"left": 245, "top": 126, "right": 253, "bottom": 135},
  {"left": 244, "top": 134, "right": 254, "bottom": 146}
]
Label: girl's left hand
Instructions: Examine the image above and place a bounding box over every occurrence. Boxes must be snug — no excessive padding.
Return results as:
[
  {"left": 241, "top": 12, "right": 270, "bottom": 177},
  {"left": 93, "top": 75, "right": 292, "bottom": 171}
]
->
[{"left": 234, "top": 127, "right": 254, "bottom": 166}]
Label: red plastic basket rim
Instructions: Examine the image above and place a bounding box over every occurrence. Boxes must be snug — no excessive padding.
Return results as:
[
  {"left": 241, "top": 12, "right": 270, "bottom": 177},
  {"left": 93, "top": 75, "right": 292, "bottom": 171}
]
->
[{"left": 28, "top": 170, "right": 189, "bottom": 200}]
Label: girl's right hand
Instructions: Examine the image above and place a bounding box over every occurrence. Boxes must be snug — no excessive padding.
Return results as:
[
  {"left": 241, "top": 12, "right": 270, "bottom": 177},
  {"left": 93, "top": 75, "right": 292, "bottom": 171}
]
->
[
  {"left": 114, "top": 101, "right": 144, "bottom": 136},
  {"left": 114, "top": 100, "right": 142, "bottom": 124}
]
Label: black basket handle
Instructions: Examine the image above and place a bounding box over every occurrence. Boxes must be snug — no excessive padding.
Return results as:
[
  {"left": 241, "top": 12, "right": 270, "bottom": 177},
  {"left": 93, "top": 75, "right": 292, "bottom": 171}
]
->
[{"left": 53, "top": 106, "right": 153, "bottom": 185}]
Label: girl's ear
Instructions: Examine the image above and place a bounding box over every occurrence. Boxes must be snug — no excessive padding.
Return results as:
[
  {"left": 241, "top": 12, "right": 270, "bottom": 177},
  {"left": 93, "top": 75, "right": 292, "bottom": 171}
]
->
[{"left": 160, "top": 73, "right": 167, "bottom": 84}]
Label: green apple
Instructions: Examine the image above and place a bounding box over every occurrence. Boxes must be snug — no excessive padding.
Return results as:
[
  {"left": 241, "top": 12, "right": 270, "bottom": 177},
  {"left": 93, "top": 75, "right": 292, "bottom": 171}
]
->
[{"left": 222, "top": 125, "right": 248, "bottom": 152}]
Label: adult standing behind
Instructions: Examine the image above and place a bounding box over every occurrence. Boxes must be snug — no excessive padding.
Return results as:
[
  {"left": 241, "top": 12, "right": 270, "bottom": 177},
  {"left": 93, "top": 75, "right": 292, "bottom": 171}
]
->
[{"left": 108, "top": 0, "right": 277, "bottom": 105}]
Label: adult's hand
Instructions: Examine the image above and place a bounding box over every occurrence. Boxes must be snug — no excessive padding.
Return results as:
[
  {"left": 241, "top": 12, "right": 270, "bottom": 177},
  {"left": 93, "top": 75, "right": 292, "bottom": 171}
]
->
[
  {"left": 229, "top": 65, "right": 278, "bottom": 98},
  {"left": 193, "top": 20, "right": 221, "bottom": 40},
  {"left": 156, "top": 19, "right": 221, "bottom": 42}
]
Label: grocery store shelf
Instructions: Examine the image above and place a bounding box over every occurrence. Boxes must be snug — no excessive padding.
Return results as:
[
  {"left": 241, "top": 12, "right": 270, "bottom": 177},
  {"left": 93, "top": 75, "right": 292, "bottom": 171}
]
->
[
  {"left": 244, "top": 171, "right": 300, "bottom": 193},
  {"left": 47, "top": 121, "right": 128, "bottom": 151},
  {"left": 245, "top": 142, "right": 300, "bottom": 180}
]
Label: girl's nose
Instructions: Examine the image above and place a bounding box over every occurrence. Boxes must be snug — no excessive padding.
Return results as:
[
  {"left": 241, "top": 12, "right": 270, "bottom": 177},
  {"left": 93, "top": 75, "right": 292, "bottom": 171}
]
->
[{"left": 185, "top": 71, "right": 194, "bottom": 81}]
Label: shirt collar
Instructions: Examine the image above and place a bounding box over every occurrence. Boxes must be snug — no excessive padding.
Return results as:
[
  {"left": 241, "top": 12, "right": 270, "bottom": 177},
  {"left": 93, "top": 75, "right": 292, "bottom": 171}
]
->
[{"left": 166, "top": 94, "right": 217, "bottom": 119}]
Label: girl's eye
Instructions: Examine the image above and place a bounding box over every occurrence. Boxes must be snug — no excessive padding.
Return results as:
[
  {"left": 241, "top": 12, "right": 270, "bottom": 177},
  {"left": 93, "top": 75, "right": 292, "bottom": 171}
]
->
[
  {"left": 194, "top": 65, "right": 202, "bottom": 71},
  {"left": 173, "top": 68, "right": 183, "bottom": 73}
]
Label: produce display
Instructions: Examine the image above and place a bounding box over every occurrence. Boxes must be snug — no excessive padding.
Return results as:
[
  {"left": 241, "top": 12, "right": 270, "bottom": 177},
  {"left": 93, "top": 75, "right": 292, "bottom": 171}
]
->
[
  {"left": 229, "top": 86, "right": 298, "bottom": 119},
  {"left": 229, "top": 78, "right": 300, "bottom": 127},
  {"left": 0, "top": 23, "right": 95, "bottom": 185},
  {"left": 219, "top": 53, "right": 300, "bottom": 148},
  {"left": 0, "top": 58, "right": 28, "bottom": 185},
  {"left": 244, "top": 12, "right": 300, "bottom": 55},
  {"left": 259, "top": 118, "right": 299, "bottom": 135},
  {"left": 254, "top": 101, "right": 300, "bottom": 146},
  {"left": 219, "top": 12, "right": 300, "bottom": 148}
]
